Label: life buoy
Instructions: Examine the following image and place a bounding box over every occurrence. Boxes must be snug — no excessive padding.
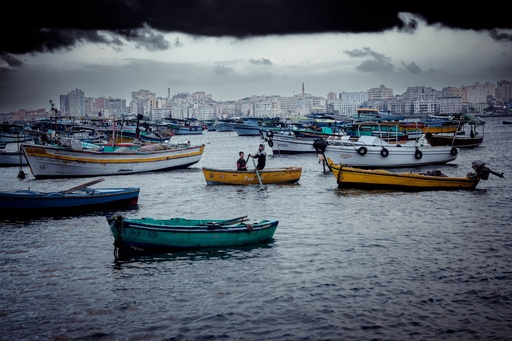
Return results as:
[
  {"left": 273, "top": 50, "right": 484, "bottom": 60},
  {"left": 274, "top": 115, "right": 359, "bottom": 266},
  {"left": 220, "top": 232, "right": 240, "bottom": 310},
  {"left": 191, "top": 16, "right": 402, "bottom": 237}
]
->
[
  {"left": 415, "top": 148, "right": 423, "bottom": 159},
  {"left": 266, "top": 131, "right": 274, "bottom": 138},
  {"left": 380, "top": 148, "right": 389, "bottom": 157},
  {"left": 451, "top": 147, "right": 458, "bottom": 156},
  {"left": 357, "top": 146, "right": 367, "bottom": 156},
  {"left": 268, "top": 139, "right": 274, "bottom": 148}
]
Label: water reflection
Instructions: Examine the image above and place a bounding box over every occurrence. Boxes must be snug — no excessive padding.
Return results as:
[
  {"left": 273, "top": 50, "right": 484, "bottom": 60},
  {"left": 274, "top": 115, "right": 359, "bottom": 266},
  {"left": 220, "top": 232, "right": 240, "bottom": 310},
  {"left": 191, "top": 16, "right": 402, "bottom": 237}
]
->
[{"left": 112, "top": 241, "right": 276, "bottom": 266}]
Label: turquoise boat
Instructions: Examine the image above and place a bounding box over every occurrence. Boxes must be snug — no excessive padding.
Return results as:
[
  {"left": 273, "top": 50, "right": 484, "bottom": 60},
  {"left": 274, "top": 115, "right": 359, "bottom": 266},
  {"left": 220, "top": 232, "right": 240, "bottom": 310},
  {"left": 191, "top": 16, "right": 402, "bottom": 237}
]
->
[{"left": 107, "top": 215, "right": 279, "bottom": 255}]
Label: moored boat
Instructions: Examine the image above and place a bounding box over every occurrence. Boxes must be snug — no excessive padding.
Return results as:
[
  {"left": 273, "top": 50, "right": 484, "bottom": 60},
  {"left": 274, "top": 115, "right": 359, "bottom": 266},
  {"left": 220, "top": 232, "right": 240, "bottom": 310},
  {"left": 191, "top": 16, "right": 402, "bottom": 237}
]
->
[
  {"left": 0, "top": 123, "right": 32, "bottom": 144},
  {"left": 22, "top": 139, "right": 205, "bottom": 179},
  {"left": 107, "top": 214, "right": 279, "bottom": 255},
  {"left": 314, "top": 135, "right": 458, "bottom": 168},
  {"left": 0, "top": 178, "right": 140, "bottom": 216},
  {"left": 326, "top": 158, "right": 503, "bottom": 191},
  {"left": 0, "top": 149, "right": 28, "bottom": 166},
  {"left": 425, "top": 117, "right": 485, "bottom": 148},
  {"left": 267, "top": 133, "right": 319, "bottom": 154},
  {"left": 202, "top": 166, "right": 302, "bottom": 185},
  {"left": 425, "top": 132, "right": 484, "bottom": 148}
]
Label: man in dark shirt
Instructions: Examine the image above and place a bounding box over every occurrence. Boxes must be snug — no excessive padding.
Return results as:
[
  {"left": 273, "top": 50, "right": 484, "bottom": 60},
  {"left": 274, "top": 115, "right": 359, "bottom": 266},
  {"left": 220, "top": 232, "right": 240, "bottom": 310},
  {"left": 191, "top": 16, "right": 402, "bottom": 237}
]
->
[
  {"left": 249, "top": 144, "right": 266, "bottom": 170},
  {"left": 237, "top": 151, "right": 247, "bottom": 170}
]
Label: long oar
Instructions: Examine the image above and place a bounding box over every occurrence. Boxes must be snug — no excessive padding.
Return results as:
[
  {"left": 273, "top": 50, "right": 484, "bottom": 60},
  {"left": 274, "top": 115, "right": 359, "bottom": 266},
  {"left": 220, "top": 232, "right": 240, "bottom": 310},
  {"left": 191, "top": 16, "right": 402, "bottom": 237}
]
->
[
  {"left": 219, "top": 215, "right": 249, "bottom": 225},
  {"left": 251, "top": 157, "right": 263, "bottom": 186},
  {"left": 61, "top": 178, "right": 105, "bottom": 194}
]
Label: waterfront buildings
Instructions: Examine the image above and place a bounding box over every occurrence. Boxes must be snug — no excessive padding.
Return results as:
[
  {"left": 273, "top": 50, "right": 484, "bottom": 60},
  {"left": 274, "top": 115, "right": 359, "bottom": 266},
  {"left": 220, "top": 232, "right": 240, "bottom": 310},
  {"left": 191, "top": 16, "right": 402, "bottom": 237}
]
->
[{"left": 2, "top": 80, "right": 511, "bottom": 123}]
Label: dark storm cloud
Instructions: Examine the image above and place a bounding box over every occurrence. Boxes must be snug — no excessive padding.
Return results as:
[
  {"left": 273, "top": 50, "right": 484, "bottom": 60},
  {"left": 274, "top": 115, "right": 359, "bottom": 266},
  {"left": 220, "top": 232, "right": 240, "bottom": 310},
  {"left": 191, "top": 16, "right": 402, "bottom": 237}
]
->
[
  {"left": 1, "top": 0, "right": 510, "bottom": 59},
  {"left": 403, "top": 61, "right": 422, "bottom": 75},
  {"left": 344, "top": 47, "right": 394, "bottom": 73}
]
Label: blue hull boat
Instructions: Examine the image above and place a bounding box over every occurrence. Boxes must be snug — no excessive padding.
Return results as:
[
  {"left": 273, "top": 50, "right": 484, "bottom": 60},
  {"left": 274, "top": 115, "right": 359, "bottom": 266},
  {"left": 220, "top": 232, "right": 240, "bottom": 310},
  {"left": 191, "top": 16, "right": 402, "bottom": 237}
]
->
[{"left": 0, "top": 178, "right": 139, "bottom": 217}]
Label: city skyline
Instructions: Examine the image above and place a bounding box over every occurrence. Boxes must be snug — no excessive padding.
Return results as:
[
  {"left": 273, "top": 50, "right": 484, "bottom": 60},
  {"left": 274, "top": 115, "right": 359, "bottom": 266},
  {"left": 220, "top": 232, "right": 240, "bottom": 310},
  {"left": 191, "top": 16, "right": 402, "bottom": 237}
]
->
[{"left": 1, "top": 1, "right": 511, "bottom": 113}]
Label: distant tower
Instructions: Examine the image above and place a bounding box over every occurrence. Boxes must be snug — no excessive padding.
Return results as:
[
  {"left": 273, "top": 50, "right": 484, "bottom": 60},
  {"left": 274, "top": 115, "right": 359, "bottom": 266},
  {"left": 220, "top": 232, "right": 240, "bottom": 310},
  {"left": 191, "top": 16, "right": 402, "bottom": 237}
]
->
[{"left": 167, "top": 88, "right": 170, "bottom": 99}]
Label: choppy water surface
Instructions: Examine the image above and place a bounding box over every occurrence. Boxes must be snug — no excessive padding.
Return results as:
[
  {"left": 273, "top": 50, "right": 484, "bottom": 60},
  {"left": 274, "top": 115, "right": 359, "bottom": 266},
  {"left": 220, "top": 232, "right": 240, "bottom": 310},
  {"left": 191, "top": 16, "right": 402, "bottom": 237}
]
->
[{"left": 1, "top": 117, "right": 511, "bottom": 340}]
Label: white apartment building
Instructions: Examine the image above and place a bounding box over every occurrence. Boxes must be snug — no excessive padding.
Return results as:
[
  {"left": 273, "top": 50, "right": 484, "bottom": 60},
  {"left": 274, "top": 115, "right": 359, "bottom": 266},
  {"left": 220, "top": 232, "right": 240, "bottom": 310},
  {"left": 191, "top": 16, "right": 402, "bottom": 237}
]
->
[
  {"left": 339, "top": 91, "right": 368, "bottom": 103},
  {"left": 439, "top": 97, "right": 463, "bottom": 115},
  {"left": 368, "top": 85, "right": 394, "bottom": 100}
]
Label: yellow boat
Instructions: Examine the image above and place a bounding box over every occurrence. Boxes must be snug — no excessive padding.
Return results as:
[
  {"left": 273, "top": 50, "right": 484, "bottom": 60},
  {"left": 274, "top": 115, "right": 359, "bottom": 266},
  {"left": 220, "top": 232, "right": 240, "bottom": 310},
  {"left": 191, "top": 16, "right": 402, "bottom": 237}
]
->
[
  {"left": 326, "top": 158, "right": 503, "bottom": 191},
  {"left": 202, "top": 166, "right": 302, "bottom": 185}
]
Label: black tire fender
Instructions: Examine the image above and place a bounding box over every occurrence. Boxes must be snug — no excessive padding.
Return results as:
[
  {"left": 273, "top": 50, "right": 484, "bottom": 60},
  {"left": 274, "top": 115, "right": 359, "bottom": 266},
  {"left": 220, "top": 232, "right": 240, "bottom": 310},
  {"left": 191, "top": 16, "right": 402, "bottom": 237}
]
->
[
  {"left": 451, "top": 147, "right": 458, "bottom": 156},
  {"left": 268, "top": 139, "right": 274, "bottom": 148},
  {"left": 380, "top": 148, "right": 389, "bottom": 157},
  {"left": 415, "top": 148, "right": 423, "bottom": 159},
  {"left": 357, "top": 146, "right": 367, "bottom": 156},
  {"left": 266, "top": 131, "right": 274, "bottom": 138}
]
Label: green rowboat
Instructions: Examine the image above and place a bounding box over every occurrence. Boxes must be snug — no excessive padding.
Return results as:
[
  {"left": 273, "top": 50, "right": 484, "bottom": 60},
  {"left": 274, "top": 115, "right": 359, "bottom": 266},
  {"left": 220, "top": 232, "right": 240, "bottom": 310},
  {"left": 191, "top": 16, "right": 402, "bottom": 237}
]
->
[{"left": 107, "top": 215, "right": 279, "bottom": 255}]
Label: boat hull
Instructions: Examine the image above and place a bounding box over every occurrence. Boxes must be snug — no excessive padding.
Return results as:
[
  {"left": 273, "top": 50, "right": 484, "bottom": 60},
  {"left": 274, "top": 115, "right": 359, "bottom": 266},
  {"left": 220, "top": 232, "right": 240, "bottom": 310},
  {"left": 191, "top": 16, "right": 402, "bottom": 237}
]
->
[
  {"left": 107, "top": 215, "right": 279, "bottom": 253},
  {"left": 319, "top": 136, "right": 458, "bottom": 168},
  {"left": 427, "top": 135, "right": 484, "bottom": 148},
  {"left": 0, "top": 150, "right": 28, "bottom": 166},
  {"left": 269, "top": 135, "right": 319, "bottom": 154},
  {"left": 202, "top": 166, "right": 302, "bottom": 185},
  {"left": 232, "top": 124, "right": 262, "bottom": 136},
  {"left": 22, "top": 143, "right": 205, "bottom": 178},
  {"left": 328, "top": 160, "right": 479, "bottom": 191},
  {"left": 0, "top": 187, "right": 140, "bottom": 216},
  {"left": 174, "top": 127, "right": 204, "bottom": 135}
]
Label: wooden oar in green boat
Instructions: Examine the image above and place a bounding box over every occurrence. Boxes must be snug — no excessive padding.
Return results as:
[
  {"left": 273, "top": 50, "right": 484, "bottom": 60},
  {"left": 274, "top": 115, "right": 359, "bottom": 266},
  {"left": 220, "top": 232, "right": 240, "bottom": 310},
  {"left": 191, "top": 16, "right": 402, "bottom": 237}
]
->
[
  {"left": 61, "top": 178, "right": 105, "bottom": 194},
  {"left": 205, "top": 215, "right": 249, "bottom": 229}
]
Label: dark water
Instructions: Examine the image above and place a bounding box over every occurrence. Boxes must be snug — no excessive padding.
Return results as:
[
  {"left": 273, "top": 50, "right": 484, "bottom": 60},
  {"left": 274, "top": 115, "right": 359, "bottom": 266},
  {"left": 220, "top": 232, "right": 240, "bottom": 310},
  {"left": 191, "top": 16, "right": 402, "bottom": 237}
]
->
[{"left": 1, "top": 117, "right": 511, "bottom": 340}]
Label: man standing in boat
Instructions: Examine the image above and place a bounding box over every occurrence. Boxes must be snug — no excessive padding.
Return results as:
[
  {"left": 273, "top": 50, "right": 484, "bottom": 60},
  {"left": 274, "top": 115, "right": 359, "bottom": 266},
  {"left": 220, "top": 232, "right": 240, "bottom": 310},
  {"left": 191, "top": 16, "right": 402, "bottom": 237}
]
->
[{"left": 249, "top": 144, "right": 266, "bottom": 170}]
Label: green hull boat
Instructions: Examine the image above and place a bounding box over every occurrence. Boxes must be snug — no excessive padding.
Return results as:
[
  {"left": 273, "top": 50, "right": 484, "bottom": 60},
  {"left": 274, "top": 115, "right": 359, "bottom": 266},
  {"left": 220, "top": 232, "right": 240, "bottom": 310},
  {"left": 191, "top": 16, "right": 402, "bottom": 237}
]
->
[{"left": 107, "top": 215, "right": 279, "bottom": 255}]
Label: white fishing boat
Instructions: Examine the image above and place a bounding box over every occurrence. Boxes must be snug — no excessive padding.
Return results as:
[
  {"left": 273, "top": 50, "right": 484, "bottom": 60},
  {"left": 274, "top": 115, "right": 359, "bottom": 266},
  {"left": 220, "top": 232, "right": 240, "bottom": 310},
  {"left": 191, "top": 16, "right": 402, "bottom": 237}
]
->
[
  {"left": 267, "top": 133, "right": 319, "bottom": 154},
  {"left": 314, "top": 135, "right": 458, "bottom": 168},
  {"left": 21, "top": 139, "right": 205, "bottom": 179}
]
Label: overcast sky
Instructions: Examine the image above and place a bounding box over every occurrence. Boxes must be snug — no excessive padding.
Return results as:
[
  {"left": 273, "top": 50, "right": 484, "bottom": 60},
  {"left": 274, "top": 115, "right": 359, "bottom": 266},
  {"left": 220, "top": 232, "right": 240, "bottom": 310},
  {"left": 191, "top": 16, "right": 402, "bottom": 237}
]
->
[{"left": 0, "top": 1, "right": 511, "bottom": 113}]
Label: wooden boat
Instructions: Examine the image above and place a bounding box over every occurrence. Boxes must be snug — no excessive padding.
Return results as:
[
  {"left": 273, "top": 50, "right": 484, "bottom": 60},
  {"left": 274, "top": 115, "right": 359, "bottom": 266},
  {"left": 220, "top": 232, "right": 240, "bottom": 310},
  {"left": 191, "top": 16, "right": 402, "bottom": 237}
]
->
[
  {"left": 0, "top": 123, "right": 32, "bottom": 144},
  {"left": 0, "top": 139, "right": 29, "bottom": 166},
  {"left": 231, "top": 116, "right": 265, "bottom": 136},
  {"left": 0, "top": 149, "right": 28, "bottom": 166},
  {"left": 202, "top": 166, "right": 302, "bottom": 185},
  {"left": 21, "top": 139, "right": 205, "bottom": 179},
  {"left": 0, "top": 178, "right": 140, "bottom": 216},
  {"left": 425, "top": 118, "right": 485, "bottom": 148},
  {"left": 347, "top": 121, "right": 409, "bottom": 144},
  {"left": 425, "top": 132, "right": 484, "bottom": 148},
  {"left": 107, "top": 214, "right": 279, "bottom": 255},
  {"left": 268, "top": 133, "right": 319, "bottom": 154},
  {"left": 326, "top": 159, "right": 504, "bottom": 191},
  {"left": 422, "top": 116, "right": 460, "bottom": 134},
  {"left": 164, "top": 118, "right": 204, "bottom": 135},
  {"left": 314, "top": 135, "right": 458, "bottom": 168}
]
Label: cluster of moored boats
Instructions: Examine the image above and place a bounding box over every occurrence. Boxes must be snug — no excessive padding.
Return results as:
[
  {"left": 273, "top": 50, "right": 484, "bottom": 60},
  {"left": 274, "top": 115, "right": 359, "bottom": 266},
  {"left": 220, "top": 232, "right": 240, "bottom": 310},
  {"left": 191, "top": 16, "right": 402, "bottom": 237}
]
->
[{"left": 0, "top": 111, "right": 505, "bottom": 256}]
